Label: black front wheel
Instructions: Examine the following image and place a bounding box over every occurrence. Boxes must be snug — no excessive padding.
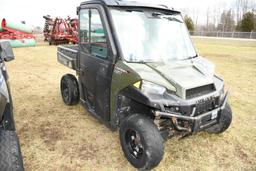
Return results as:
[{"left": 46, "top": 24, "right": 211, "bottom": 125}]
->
[
  {"left": 60, "top": 74, "right": 79, "bottom": 106},
  {"left": 120, "top": 114, "right": 164, "bottom": 170},
  {"left": 206, "top": 103, "right": 232, "bottom": 134}
]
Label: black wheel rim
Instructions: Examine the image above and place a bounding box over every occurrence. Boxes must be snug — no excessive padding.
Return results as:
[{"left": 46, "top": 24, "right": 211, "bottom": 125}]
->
[
  {"left": 125, "top": 129, "right": 144, "bottom": 159},
  {"left": 61, "top": 79, "right": 69, "bottom": 102}
]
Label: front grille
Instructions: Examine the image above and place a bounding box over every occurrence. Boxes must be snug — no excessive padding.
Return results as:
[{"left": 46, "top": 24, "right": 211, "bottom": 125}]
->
[
  {"left": 164, "top": 97, "right": 219, "bottom": 116},
  {"left": 194, "top": 97, "right": 219, "bottom": 116},
  {"left": 186, "top": 84, "right": 215, "bottom": 99}
]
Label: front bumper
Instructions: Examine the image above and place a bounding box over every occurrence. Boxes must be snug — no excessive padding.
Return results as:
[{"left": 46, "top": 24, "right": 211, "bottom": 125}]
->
[{"left": 155, "top": 92, "right": 228, "bottom": 133}]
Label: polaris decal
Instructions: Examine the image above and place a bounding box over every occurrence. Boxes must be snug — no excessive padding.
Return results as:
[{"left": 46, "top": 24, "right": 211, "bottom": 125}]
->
[{"left": 114, "top": 67, "right": 129, "bottom": 75}]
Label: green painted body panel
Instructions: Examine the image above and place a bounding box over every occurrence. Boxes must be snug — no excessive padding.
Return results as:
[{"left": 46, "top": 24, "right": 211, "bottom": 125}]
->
[
  {"left": 1, "top": 39, "right": 36, "bottom": 48},
  {"left": 110, "top": 60, "right": 177, "bottom": 125},
  {"left": 4, "top": 20, "right": 32, "bottom": 34},
  {"left": 125, "top": 62, "right": 176, "bottom": 92},
  {"left": 146, "top": 60, "right": 214, "bottom": 99},
  {"left": 110, "top": 60, "right": 141, "bottom": 125},
  {"left": 110, "top": 58, "right": 215, "bottom": 125}
]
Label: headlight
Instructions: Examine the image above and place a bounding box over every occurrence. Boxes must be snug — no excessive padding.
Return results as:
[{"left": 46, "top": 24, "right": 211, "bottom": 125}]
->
[{"left": 133, "top": 80, "right": 166, "bottom": 95}]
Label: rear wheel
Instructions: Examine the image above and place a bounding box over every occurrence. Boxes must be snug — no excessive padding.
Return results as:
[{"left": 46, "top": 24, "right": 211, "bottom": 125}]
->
[
  {"left": 119, "top": 114, "right": 164, "bottom": 170},
  {"left": 60, "top": 74, "right": 79, "bottom": 105},
  {"left": 206, "top": 103, "right": 232, "bottom": 134}
]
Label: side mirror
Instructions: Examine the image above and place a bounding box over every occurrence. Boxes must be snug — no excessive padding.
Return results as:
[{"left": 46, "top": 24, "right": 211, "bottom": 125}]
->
[{"left": 0, "top": 41, "right": 15, "bottom": 62}]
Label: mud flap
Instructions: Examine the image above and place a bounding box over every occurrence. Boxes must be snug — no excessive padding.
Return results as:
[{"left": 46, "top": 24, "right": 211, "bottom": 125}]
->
[{"left": 0, "top": 130, "right": 24, "bottom": 171}]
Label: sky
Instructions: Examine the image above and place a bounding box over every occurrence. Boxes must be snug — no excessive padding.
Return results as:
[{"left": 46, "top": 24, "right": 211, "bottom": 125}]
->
[{"left": 0, "top": 0, "right": 235, "bottom": 28}]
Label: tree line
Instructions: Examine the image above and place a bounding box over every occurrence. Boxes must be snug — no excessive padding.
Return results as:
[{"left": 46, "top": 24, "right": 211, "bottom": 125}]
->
[{"left": 184, "top": 0, "right": 256, "bottom": 32}]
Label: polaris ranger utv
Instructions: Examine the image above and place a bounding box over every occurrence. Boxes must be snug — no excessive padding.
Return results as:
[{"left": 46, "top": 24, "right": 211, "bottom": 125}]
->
[
  {"left": 0, "top": 41, "right": 24, "bottom": 170},
  {"left": 57, "top": 0, "right": 232, "bottom": 169}
]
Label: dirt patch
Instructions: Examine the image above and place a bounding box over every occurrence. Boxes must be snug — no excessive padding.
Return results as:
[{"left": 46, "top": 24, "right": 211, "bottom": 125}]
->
[
  {"left": 78, "top": 144, "right": 98, "bottom": 160},
  {"left": 39, "top": 121, "right": 65, "bottom": 150}
]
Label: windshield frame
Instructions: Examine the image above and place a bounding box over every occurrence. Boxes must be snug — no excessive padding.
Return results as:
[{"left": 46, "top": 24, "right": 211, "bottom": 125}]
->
[{"left": 108, "top": 7, "right": 198, "bottom": 63}]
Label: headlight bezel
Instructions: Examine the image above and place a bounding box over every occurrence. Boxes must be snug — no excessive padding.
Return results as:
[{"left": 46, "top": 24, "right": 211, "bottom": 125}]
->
[{"left": 133, "top": 80, "right": 167, "bottom": 95}]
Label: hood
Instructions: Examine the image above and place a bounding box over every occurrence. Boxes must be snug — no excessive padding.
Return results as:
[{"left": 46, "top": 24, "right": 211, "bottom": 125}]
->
[{"left": 126, "top": 57, "right": 215, "bottom": 99}]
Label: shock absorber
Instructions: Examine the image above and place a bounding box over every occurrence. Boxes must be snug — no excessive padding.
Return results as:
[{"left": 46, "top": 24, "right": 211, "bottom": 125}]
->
[{"left": 154, "top": 116, "right": 173, "bottom": 140}]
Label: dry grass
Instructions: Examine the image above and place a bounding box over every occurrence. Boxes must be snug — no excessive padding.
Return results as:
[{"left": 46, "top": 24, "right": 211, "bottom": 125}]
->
[{"left": 5, "top": 37, "right": 256, "bottom": 171}]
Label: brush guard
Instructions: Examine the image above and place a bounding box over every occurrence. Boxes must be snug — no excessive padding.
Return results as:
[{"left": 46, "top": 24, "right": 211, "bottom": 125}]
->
[{"left": 155, "top": 92, "right": 229, "bottom": 133}]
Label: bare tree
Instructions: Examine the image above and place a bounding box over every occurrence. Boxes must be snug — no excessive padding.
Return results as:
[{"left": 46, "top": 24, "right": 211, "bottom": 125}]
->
[
  {"left": 235, "top": 0, "right": 242, "bottom": 23},
  {"left": 206, "top": 7, "right": 210, "bottom": 30},
  {"left": 212, "top": 6, "right": 218, "bottom": 27},
  {"left": 241, "top": 0, "right": 249, "bottom": 14},
  {"left": 191, "top": 9, "right": 199, "bottom": 30},
  {"left": 233, "top": 0, "right": 255, "bottom": 25},
  {"left": 178, "top": 0, "right": 255, "bottom": 32},
  {"left": 218, "top": 9, "right": 235, "bottom": 32},
  {"left": 180, "top": 7, "right": 199, "bottom": 31},
  {"left": 250, "top": 0, "right": 256, "bottom": 11}
]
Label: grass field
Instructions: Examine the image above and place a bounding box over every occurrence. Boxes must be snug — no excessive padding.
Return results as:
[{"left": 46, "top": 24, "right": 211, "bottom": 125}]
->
[{"left": 6, "top": 37, "right": 256, "bottom": 171}]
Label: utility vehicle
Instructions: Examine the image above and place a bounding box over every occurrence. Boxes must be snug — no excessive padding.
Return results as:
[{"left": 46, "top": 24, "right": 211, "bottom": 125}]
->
[
  {"left": 57, "top": 0, "right": 232, "bottom": 169},
  {"left": 0, "top": 41, "right": 24, "bottom": 170}
]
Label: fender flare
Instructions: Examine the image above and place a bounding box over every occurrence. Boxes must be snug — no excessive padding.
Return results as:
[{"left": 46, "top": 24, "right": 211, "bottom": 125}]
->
[{"left": 0, "top": 92, "right": 7, "bottom": 120}]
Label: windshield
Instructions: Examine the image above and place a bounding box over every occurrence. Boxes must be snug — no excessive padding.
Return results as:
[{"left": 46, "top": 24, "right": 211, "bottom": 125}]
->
[{"left": 110, "top": 8, "right": 197, "bottom": 63}]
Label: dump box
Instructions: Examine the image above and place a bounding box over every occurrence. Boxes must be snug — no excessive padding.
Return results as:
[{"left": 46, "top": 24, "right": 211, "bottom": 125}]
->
[{"left": 57, "top": 45, "right": 78, "bottom": 70}]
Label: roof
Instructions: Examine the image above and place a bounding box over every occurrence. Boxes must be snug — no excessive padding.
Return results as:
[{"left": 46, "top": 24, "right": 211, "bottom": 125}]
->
[{"left": 80, "top": 0, "right": 180, "bottom": 13}]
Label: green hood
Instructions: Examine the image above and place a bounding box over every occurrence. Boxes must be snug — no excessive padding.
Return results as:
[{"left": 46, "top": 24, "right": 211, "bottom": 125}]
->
[{"left": 126, "top": 57, "right": 215, "bottom": 99}]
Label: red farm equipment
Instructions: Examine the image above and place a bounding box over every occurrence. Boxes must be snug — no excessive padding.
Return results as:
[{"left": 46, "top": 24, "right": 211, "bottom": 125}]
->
[
  {"left": 0, "top": 18, "right": 36, "bottom": 47},
  {"left": 43, "top": 15, "right": 78, "bottom": 45}
]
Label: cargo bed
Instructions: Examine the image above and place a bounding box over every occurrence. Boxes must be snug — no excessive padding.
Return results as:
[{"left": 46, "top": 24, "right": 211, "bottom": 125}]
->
[{"left": 57, "top": 45, "right": 78, "bottom": 70}]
